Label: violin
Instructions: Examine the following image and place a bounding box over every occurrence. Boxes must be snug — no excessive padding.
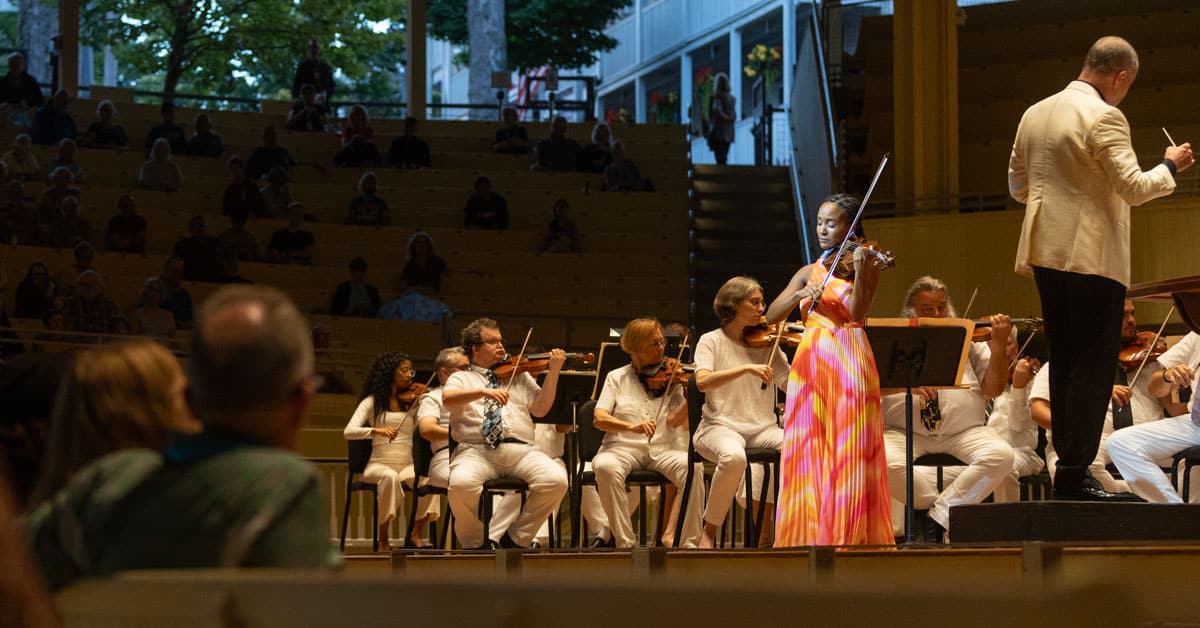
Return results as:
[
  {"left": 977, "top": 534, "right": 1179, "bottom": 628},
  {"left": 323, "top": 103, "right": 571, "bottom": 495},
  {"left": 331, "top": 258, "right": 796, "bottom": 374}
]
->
[
  {"left": 831, "top": 237, "right": 896, "bottom": 280},
  {"left": 492, "top": 351, "right": 595, "bottom": 379},
  {"left": 743, "top": 317, "right": 805, "bottom": 349},
  {"left": 639, "top": 357, "right": 695, "bottom": 389},
  {"left": 971, "top": 317, "right": 1043, "bottom": 342},
  {"left": 395, "top": 382, "right": 429, "bottom": 411},
  {"left": 1118, "top": 331, "right": 1168, "bottom": 373}
]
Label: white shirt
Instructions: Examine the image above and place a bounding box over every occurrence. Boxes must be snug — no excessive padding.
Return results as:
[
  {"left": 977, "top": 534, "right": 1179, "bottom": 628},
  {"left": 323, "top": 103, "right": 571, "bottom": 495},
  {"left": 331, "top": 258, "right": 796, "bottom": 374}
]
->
[
  {"left": 343, "top": 396, "right": 414, "bottom": 466},
  {"left": 416, "top": 387, "right": 449, "bottom": 452},
  {"left": 987, "top": 384, "right": 1037, "bottom": 452},
  {"left": 883, "top": 342, "right": 991, "bottom": 437},
  {"left": 445, "top": 364, "right": 540, "bottom": 445},
  {"left": 1155, "top": 332, "right": 1200, "bottom": 414},
  {"left": 595, "top": 364, "right": 688, "bottom": 455},
  {"left": 693, "top": 329, "right": 788, "bottom": 435},
  {"left": 1029, "top": 360, "right": 1163, "bottom": 431}
]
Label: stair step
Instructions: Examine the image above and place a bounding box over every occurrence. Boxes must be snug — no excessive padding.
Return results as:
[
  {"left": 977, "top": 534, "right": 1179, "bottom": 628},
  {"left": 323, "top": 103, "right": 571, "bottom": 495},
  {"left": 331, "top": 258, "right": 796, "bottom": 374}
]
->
[
  {"left": 693, "top": 180, "right": 791, "bottom": 195},
  {"left": 695, "top": 198, "right": 793, "bottom": 212},
  {"left": 693, "top": 216, "right": 797, "bottom": 231},
  {"left": 693, "top": 164, "right": 788, "bottom": 178}
]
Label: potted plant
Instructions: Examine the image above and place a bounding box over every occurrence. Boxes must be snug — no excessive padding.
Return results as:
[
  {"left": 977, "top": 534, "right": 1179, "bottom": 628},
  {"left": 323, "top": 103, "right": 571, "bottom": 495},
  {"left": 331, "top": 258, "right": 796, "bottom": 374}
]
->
[{"left": 744, "top": 44, "right": 783, "bottom": 104}]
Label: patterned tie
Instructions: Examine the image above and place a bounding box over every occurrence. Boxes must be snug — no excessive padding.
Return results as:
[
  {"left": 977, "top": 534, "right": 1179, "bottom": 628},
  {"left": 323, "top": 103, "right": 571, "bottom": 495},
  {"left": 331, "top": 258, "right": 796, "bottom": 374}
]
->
[
  {"left": 921, "top": 396, "right": 943, "bottom": 432},
  {"left": 481, "top": 369, "right": 503, "bottom": 449}
]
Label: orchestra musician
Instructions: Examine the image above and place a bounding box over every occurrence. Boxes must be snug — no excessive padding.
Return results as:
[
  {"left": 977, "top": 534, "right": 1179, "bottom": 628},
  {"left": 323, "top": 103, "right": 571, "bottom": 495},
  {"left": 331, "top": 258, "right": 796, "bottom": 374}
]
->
[{"left": 415, "top": 346, "right": 471, "bottom": 545}]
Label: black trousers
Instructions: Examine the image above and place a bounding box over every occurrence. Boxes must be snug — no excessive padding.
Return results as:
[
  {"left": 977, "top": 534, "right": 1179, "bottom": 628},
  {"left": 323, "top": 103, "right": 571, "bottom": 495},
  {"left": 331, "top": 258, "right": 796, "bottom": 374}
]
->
[{"left": 1033, "top": 266, "right": 1126, "bottom": 489}]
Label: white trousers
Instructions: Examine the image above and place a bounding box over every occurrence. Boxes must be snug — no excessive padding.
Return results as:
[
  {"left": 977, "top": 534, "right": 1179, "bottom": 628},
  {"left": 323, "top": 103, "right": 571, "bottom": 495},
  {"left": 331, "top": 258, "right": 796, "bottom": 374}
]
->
[
  {"left": 1107, "top": 415, "right": 1200, "bottom": 504},
  {"left": 363, "top": 461, "right": 437, "bottom": 531},
  {"left": 490, "top": 459, "right": 605, "bottom": 545},
  {"left": 593, "top": 442, "right": 704, "bottom": 548},
  {"left": 448, "top": 443, "right": 568, "bottom": 548},
  {"left": 883, "top": 426, "right": 1014, "bottom": 529},
  {"left": 1045, "top": 431, "right": 1127, "bottom": 493},
  {"left": 694, "top": 423, "right": 782, "bottom": 527}
]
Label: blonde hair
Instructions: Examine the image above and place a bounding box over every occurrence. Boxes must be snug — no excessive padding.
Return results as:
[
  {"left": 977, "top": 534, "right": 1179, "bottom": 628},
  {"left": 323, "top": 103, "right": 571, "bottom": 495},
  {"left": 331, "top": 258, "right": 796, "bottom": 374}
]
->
[
  {"left": 619, "top": 318, "right": 662, "bottom": 355},
  {"left": 712, "top": 276, "right": 762, "bottom": 326}
]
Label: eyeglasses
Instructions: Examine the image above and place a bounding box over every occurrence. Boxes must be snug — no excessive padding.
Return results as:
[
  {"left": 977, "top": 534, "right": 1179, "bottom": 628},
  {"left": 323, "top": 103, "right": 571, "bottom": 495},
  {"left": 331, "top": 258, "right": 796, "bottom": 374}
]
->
[
  {"left": 648, "top": 338, "right": 667, "bottom": 347},
  {"left": 482, "top": 339, "right": 505, "bottom": 346},
  {"left": 398, "top": 366, "right": 416, "bottom": 374}
]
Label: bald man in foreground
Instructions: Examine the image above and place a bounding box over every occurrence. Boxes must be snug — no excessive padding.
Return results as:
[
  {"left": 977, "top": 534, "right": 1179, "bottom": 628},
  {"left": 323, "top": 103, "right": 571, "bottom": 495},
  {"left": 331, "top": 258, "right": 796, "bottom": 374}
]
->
[
  {"left": 1010, "top": 36, "right": 1193, "bottom": 500},
  {"left": 24, "top": 285, "right": 338, "bottom": 590}
]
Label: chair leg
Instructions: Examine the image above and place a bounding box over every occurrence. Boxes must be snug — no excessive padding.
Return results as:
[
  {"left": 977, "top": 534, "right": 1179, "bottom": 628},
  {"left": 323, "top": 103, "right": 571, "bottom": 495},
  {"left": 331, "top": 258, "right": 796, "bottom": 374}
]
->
[
  {"left": 673, "top": 464, "right": 695, "bottom": 549},
  {"left": 638, "top": 485, "right": 648, "bottom": 546},
  {"left": 743, "top": 462, "right": 756, "bottom": 548},
  {"left": 754, "top": 463, "right": 772, "bottom": 546},
  {"left": 406, "top": 491, "right": 420, "bottom": 549},
  {"left": 1186, "top": 462, "right": 1196, "bottom": 503},
  {"left": 371, "top": 488, "right": 379, "bottom": 553},
  {"left": 480, "top": 490, "right": 493, "bottom": 547},
  {"left": 340, "top": 481, "right": 353, "bottom": 552},
  {"left": 655, "top": 482, "right": 667, "bottom": 547}
]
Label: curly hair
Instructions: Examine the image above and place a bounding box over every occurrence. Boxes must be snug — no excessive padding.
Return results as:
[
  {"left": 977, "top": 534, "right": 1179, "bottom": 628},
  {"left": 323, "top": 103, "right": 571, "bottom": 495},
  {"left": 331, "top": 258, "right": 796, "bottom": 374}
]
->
[
  {"left": 823, "top": 193, "right": 865, "bottom": 239},
  {"left": 359, "top": 351, "right": 411, "bottom": 426}
]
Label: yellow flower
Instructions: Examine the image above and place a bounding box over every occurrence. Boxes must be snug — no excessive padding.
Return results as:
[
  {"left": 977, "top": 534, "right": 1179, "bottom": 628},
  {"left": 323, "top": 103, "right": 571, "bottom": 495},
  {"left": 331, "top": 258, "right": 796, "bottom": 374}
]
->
[{"left": 744, "top": 65, "right": 757, "bottom": 77}]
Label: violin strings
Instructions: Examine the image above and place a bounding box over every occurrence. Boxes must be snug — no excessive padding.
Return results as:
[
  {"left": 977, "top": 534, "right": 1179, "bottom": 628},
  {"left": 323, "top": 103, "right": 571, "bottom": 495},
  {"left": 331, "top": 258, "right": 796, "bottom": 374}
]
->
[
  {"left": 504, "top": 327, "right": 534, "bottom": 394},
  {"left": 397, "top": 371, "right": 438, "bottom": 431},
  {"left": 649, "top": 331, "right": 690, "bottom": 442},
  {"left": 1129, "top": 306, "right": 1175, "bottom": 390}
]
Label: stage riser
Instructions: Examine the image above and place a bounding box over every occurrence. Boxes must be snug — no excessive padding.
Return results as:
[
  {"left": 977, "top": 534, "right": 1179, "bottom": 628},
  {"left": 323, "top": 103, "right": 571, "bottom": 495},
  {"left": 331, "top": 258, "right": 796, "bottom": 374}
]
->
[{"left": 950, "top": 502, "right": 1200, "bottom": 543}]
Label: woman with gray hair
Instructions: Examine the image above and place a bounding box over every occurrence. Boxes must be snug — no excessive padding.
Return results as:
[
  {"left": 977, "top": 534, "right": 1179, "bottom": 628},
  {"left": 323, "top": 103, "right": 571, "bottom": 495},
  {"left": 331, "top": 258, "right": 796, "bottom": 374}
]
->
[
  {"left": 137, "top": 138, "right": 183, "bottom": 192},
  {"left": 130, "top": 277, "right": 176, "bottom": 339}
]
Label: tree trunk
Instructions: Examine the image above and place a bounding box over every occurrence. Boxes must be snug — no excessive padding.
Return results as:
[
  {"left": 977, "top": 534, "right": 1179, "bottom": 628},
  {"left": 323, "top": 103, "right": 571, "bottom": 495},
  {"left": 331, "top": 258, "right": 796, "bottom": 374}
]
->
[
  {"left": 467, "top": 0, "right": 505, "bottom": 120},
  {"left": 161, "top": 0, "right": 195, "bottom": 98},
  {"left": 18, "top": 0, "right": 58, "bottom": 86}
]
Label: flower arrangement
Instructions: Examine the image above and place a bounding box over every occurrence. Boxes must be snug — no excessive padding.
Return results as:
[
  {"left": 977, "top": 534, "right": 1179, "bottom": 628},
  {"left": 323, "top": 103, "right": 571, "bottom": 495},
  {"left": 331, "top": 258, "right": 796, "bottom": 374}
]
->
[
  {"left": 604, "top": 107, "right": 630, "bottom": 124},
  {"left": 693, "top": 65, "right": 715, "bottom": 123},
  {"left": 744, "top": 44, "right": 782, "bottom": 99},
  {"left": 649, "top": 91, "right": 679, "bottom": 125}
]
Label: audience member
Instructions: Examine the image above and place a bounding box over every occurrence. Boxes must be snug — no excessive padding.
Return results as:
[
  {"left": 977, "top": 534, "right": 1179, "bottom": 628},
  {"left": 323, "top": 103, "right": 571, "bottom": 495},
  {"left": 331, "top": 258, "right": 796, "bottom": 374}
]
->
[
  {"left": 221, "top": 155, "right": 268, "bottom": 217},
  {"left": 129, "top": 277, "right": 176, "bottom": 339},
  {"left": 401, "top": 231, "right": 447, "bottom": 293},
  {"left": 137, "top": 138, "right": 184, "bottom": 192},
  {"left": 45, "top": 138, "right": 83, "bottom": 183},
  {"left": 311, "top": 323, "right": 356, "bottom": 395},
  {"left": 330, "top": 256, "right": 381, "bottom": 317},
  {"left": 46, "top": 195, "right": 92, "bottom": 249},
  {"left": 13, "top": 262, "right": 53, "bottom": 320},
  {"left": 31, "top": 90, "right": 76, "bottom": 145},
  {"left": 577, "top": 121, "right": 614, "bottom": 173},
  {"left": 532, "top": 115, "right": 580, "bottom": 172},
  {"left": 109, "top": 316, "right": 131, "bottom": 337},
  {"left": 245, "top": 125, "right": 295, "bottom": 181},
  {"left": 377, "top": 286, "right": 453, "bottom": 323},
  {"left": 172, "top": 214, "right": 226, "bottom": 282},
  {"left": 260, "top": 166, "right": 294, "bottom": 219},
  {"left": 61, "top": 270, "right": 121, "bottom": 335},
  {"left": 0, "top": 351, "right": 70, "bottom": 509},
  {"left": 708, "top": 72, "right": 736, "bottom": 165},
  {"left": 53, "top": 241, "right": 96, "bottom": 298},
  {"left": 31, "top": 309, "right": 71, "bottom": 353},
  {"left": 287, "top": 84, "right": 328, "bottom": 133},
  {"left": 80, "top": 100, "right": 128, "bottom": 149},
  {"left": 186, "top": 112, "right": 224, "bottom": 158},
  {"left": 604, "top": 140, "right": 652, "bottom": 191},
  {"left": 345, "top": 171, "right": 390, "bottom": 225},
  {"left": 104, "top": 193, "right": 147, "bottom": 253},
  {"left": 538, "top": 198, "right": 581, "bottom": 253},
  {"left": 24, "top": 285, "right": 339, "bottom": 591},
  {"left": 388, "top": 116, "right": 432, "bottom": 168},
  {"left": 144, "top": 101, "right": 186, "bottom": 155},
  {"left": 36, "top": 166, "right": 79, "bottom": 227},
  {"left": 268, "top": 202, "right": 315, "bottom": 265},
  {"left": 4, "top": 134, "right": 41, "bottom": 180},
  {"left": 0, "top": 53, "right": 44, "bottom": 109},
  {"left": 218, "top": 208, "right": 259, "bottom": 263},
  {"left": 219, "top": 249, "right": 253, "bottom": 284},
  {"left": 30, "top": 340, "right": 198, "bottom": 507},
  {"left": 332, "top": 105, "right": 381, "bottom": 167},
  {"left": 463, "top": 176, "right": 509, "bottom": 230},
  {"left": 493, "top": 106, "right": 530, "bottom": 153},
  {"left": 293, "top": 39, "right": 335, "bottom": 102},
  {"left": 157, "top": 256, "right": 193, "bottom": 328}
]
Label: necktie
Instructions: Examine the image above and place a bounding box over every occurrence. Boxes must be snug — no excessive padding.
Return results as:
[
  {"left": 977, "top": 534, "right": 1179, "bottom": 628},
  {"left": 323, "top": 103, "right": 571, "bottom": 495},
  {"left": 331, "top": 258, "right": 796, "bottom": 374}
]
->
[
  {"left": 481, "top": 369, "right": 503, "bottom": 449},
  {"left": 921, "top": 396, "right": 943, "bottom": 432},
  {"left": 1112, "top": 366, "right": 1134, "bottom": 430}
]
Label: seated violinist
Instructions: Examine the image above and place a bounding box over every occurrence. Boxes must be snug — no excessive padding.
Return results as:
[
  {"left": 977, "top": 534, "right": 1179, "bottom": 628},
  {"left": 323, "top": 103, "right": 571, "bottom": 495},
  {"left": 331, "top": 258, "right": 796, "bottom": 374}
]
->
[
  {"left": 592, "top": 318, "right": 704, "bottom": 548},
  {"left": 882, "top": 276, "right": 1014, "bottom": 543},
  {"left": 693, "top": 277, "right": 789, "bottom": 548},
  {"left": 443, "top": 318, "right": 569, "bottom": 550},
  {"left": 416, "top": 347, "right": 471, "bottom": 543}
]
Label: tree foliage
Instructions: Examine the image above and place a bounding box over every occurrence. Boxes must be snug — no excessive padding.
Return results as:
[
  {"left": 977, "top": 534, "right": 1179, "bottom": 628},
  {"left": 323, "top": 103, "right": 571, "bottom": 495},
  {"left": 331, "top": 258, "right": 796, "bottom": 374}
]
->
[
  {"left": 80, "top": 0, "right": 407, "bottom": 99},
  {"left": 428, "top": 0, "right": 631, "bottom": 71}
]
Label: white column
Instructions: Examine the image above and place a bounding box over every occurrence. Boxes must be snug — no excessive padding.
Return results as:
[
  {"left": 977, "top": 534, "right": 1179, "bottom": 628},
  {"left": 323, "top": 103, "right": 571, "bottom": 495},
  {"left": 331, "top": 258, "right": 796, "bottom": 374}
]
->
[
  {"left": 635, "top": 0, "right": 643, "bottom": 64},
  {"left": 635, "top": 75, "right": 647, "bottom": 124},
  {"left": 729, "top": 27, "right": 742, "bottom": 120},
  {"left": 782, "top": 0, "right": 795, "bottom": 107},
  {"left": 406, "top": 0, "right": 427, "bottom": 119},
  {"left": 102, "top": 46, "right": 117, "bottom": 86},
  {"left": 680, "top": 52, "right": 693, "bottom": 127}
]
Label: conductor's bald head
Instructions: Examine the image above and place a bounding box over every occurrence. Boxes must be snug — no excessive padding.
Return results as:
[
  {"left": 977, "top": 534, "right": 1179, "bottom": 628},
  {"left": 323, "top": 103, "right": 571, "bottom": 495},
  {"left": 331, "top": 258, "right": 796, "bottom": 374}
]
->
[
  {"left": 189, "top": 285, "right": 313, "bottom": 447},
  {"left": 1079, "top": 36, "right": 1139, "bottom": 106}
]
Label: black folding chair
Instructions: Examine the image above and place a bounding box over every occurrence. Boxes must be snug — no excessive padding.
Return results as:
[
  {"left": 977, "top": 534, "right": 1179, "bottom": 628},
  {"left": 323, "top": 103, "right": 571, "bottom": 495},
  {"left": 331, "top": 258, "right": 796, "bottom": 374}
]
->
[{"left": 340, "top": 438, "right": 378, "bottom": 552}]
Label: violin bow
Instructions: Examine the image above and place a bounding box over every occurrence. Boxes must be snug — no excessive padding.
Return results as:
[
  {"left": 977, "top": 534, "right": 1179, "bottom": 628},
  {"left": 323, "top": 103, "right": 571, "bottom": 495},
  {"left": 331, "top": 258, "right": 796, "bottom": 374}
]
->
[
  {"left": 1129, "top": 306, "right": 1175, "bottom": 390},
  {"left": 397, "top": 370, "right": 438, "bottom": 431},
  {"left": 1008, "top": 329, "right": 1040, "bottom": 374},
  {"left": 649, "top": 331, "right": 690, "bottom": 443},
  {"left": 803, "top": 153, "right": 890, "bottom": 323},
  {"left": 760, "top": 320, "right": 787, "bottom": 390},
  {"left": 961, "top": 284, "right": 980, "bottom": 320},
  {"left": 504, "top": 327, "right": 534, "bottom": 394}
]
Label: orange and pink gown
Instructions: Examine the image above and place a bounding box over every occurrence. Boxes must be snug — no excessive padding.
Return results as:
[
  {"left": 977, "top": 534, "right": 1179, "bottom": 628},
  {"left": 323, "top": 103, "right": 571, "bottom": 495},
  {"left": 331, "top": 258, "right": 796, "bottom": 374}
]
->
[{"left": 774, "top": 260, "right": 893, "bottom": 546}]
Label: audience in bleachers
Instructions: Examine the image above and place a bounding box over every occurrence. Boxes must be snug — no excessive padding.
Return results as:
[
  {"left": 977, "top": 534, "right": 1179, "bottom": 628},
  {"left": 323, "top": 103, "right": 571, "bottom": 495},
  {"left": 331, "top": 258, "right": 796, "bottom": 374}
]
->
[
  {"left": 577, "top": 121, "right": 614, "bottom": 173},
  {"left": 293, "top": 39, "right": 335, "bottom": 103},
  {"left": 463, "top": 176, "right": 508, "bottom": 230},
  {"left": 45, "top": 138, "right": 82, "bottom": 183},
  {"left": 13, "top": 262, "right": 53, "bottom": 320},
  {"left": 221, "top": 155, "right": 267, "bottom": 217},
  {"left": 245, "top": 125, "right": 294, "bottom": 180},
  {"left": 532, "top": 115, "right": 580, "bottom": 172},
  {"left": 157, "top": 256, "right": 193, "bottom": 328},
  {"left": 387, "top": 116, "right": 432, "bottom": 169},
  {"left": 129, "top": 277, "right": 176, "bottom": 339},
  {"left": 109, "top": 316, "right": 131, "bottom": 337},
  {"left": 400, "top": 231, "right": 446, "bottom": 293},
  {"left": 268, "top": 202, "right": 315, "bottom": 265},
  {"left": 494, "top": 106, "right": 531, "bottom": 153},
  {"left": 4, "top": 134, "right": 41, "bottom": 180},
  {"left": 31, "top": 90, "right": 76, "bottom": 146},
  {"left": 260, "top": 166, "right": 294, "bottom": 218},
  {"left": 377, "top": 286, "right": 452, "bottom": 323},
  {"left": 334, "top": 105, "right": 381, "bottom": 167},
  {"left": 287, "top": 84, "right": 328, "bottom": 133},
  {"left": 0, "top": 179, "right": 36, "bottom": 244},
  {"left": 311, "top": 322, "right": 356, "bottom": 395},
  {"left": 46, "top": 196, "right": 92, "bottom": 249},
  {"left": 186, "top": 112, "right": 224, "bottom": 158},
  {"left": 32, "top": 309, "right": 70, "bottom": 353},
  {"left": 80, "top": 100, "right": 129, "bottom": 150},
  {"left": 172, "top": 214, "right": 225, "bottom": 282},
  {"left": 0, "top": 53, "right": 44, "bottom": 109},
  {"left": 538, "top": 198, "right": 581, "bottom": 253},
  {"left": 103, "top": 193, "right": 147, "bottom": 254},
  {"left": 137, "top": 138, "right": 183, "bottom": 192},
  {"left": 144, "top": 101, "right": 186, "bottom": 156},
  {"left": 604, "top": 140, "right": 652, "bottom": 192},
  {"left": 218, "top": 208, "right": 259, "bottom": 263},
  {"left": 52, "top": 241, "right": 96, "bottom": 298},
  {"left": 345, "top": 171, "right": 390, "bottom": 226},
  {"left": 330, "top": 256, "right": 381, "bottom": 317},
  {"left": 37, "top": 168, "right": 80, "bottom": 232},
  {"left": 61, "top": 270, "right": 121, "bottom": 335},
  {"left": 219, "top": 249, "right": 253, "bottom": 284}
]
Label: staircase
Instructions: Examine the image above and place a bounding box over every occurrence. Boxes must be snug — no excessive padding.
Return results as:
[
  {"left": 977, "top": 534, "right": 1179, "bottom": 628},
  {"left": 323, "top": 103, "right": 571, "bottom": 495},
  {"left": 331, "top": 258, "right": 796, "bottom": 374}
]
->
[{"left": 689, "top": 165, "right": 808, "bottom": 332}]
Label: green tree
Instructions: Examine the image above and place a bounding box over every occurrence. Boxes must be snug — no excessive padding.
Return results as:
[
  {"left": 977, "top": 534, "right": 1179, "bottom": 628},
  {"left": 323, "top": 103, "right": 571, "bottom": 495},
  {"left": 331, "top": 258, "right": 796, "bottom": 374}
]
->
[
  {"left": 428, "top": 0, "right": 631, "bottom": 71},
  {"left": 80, "top": 0, "right": 407, "bottom": 99}
]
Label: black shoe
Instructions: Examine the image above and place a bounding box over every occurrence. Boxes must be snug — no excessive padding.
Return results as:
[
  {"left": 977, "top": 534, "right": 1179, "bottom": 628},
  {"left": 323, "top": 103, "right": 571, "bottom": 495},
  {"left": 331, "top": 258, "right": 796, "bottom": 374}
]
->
[
  {"left": 498, "top": 534, "right": 519, "bottom": 549},
  {"left": 589, "top": 537, "right": 615, "bottom": 549},
  {"left": 1053, "top": 478, "right": 1142, "bottom": 502},
  {"left": 480, "top": 539, "right": 501, "bottom": 550},
  {"left": 922, "top": 516, "right": 945, "bottom": 544},
  {"left": 528, "top": 541, "right": 543, "bottom": 550}
]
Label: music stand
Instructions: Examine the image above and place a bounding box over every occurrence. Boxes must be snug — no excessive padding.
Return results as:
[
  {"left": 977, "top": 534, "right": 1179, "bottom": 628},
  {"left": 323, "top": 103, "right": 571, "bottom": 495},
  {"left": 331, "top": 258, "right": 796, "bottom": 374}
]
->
[
  {"left": 866, "top": 317, "right": 973, "bottom": 544},
  {"left": 592, "top": 342, "right": 631, "bottom": 400}
]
